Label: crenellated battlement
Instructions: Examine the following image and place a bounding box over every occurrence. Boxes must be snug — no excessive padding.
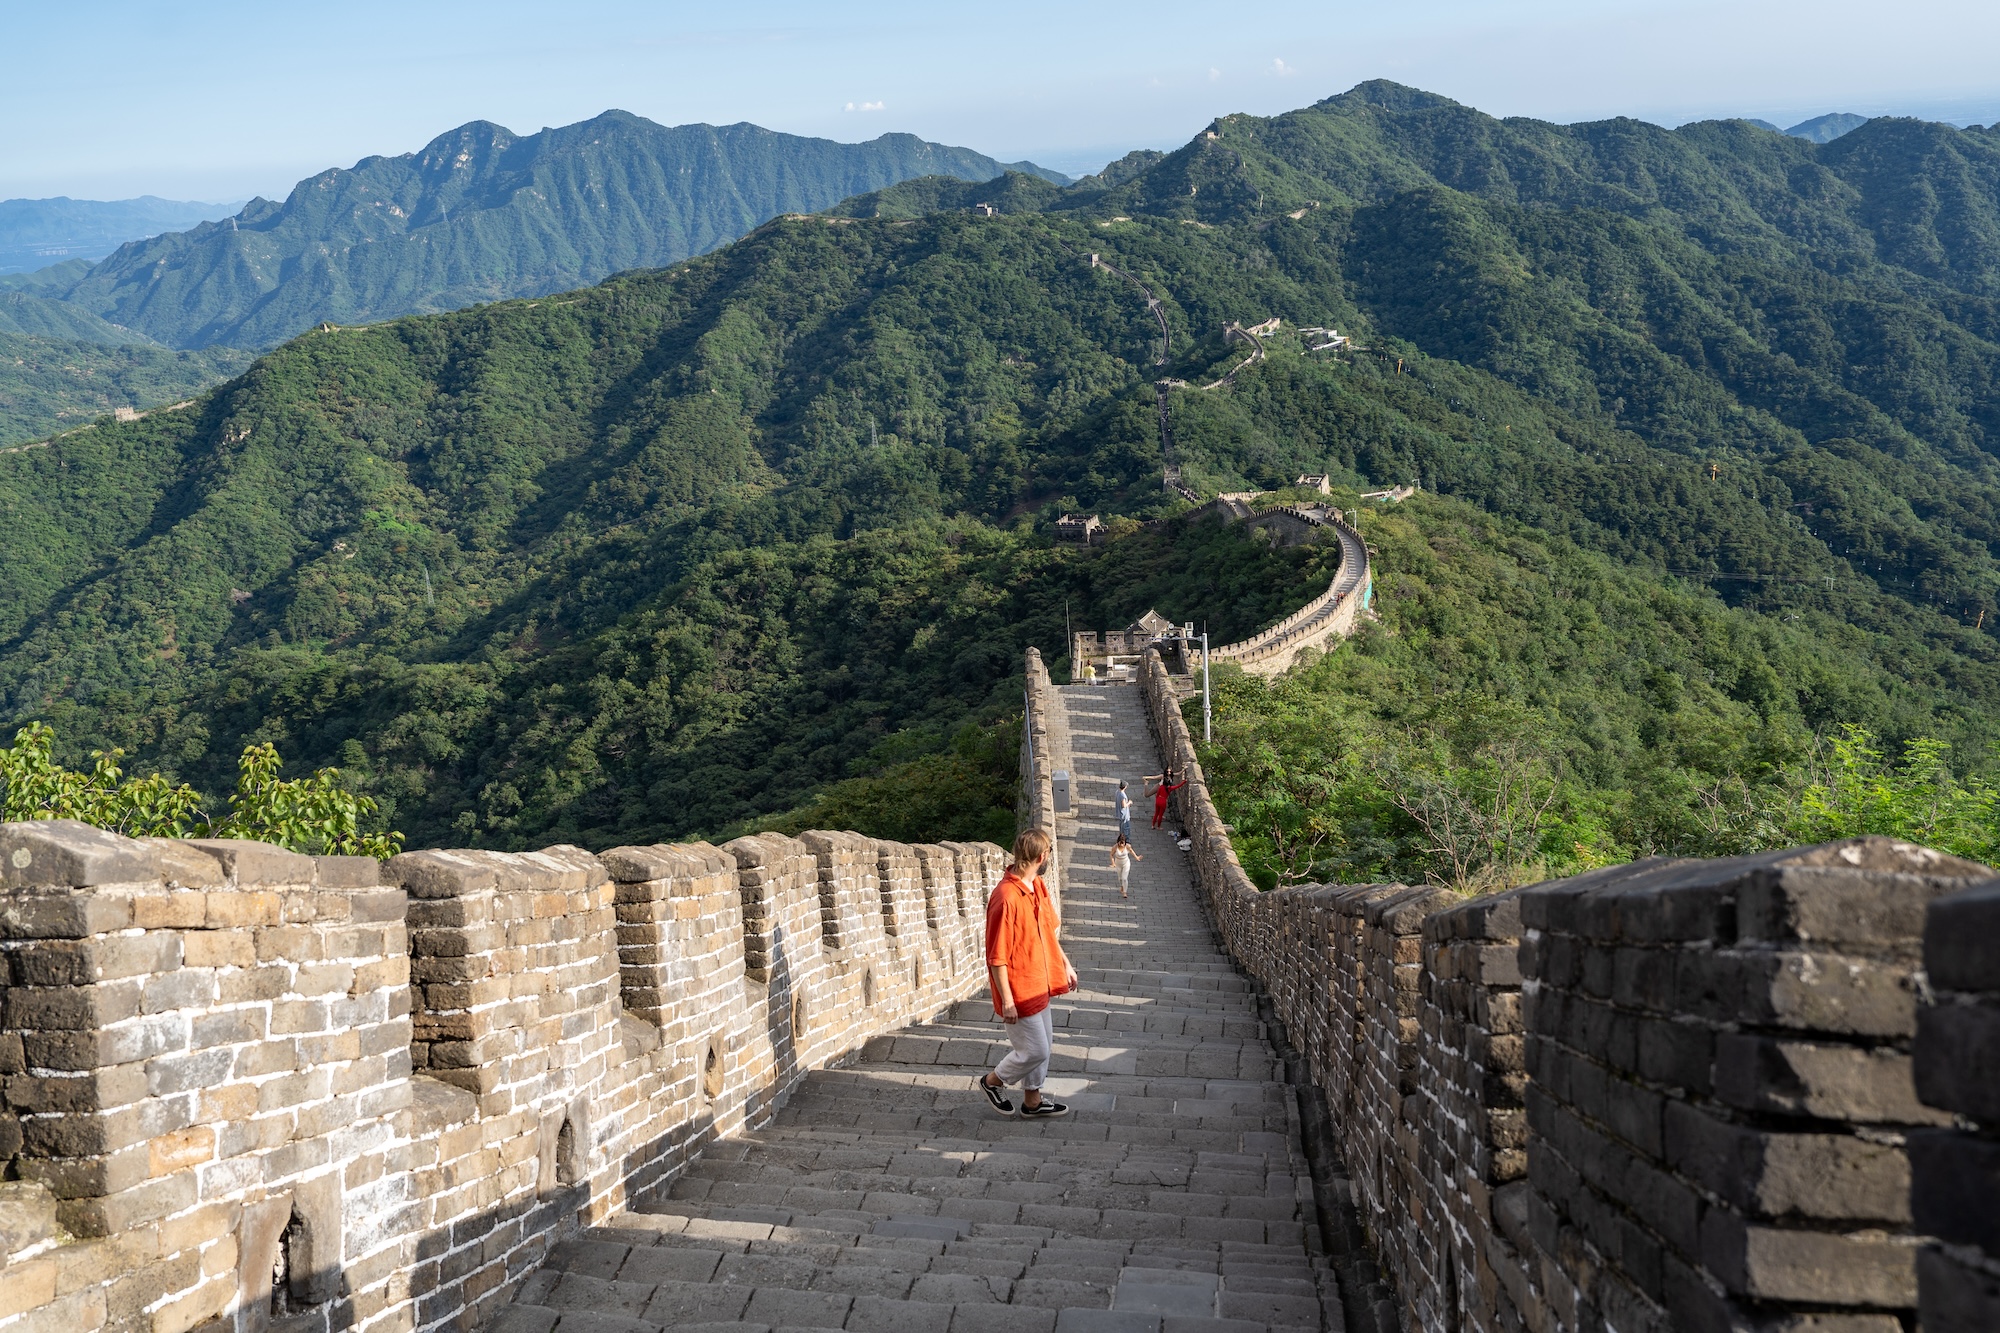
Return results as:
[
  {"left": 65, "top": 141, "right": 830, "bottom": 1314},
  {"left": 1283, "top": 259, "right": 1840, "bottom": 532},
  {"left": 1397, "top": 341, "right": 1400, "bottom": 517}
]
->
[{"left": 0, "top": 821, "right": 1002, "bottom": 1333}]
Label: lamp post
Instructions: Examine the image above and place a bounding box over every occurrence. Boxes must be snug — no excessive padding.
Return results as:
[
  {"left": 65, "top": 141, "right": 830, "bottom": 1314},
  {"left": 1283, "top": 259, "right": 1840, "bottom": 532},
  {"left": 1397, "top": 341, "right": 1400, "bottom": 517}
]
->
[{"left": 1202, "top": 632, "right": 1212, "bottom": 744}]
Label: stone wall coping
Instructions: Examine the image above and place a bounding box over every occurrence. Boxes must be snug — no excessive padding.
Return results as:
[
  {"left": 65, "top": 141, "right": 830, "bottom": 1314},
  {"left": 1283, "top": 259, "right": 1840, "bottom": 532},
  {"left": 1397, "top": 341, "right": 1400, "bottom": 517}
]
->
[
  {"left": 720, "top": 832, "right": 811, "bottom": 868},
  {"left": 1129, "top": 641, "right": 1976, "bottom": 1333},
  {"left": 798, "top": 829, "right": 876, "bottom": 855},
  {"left": 0, "top": 819, "right": 161, "bottom": 890},
  {"left": 1924, "top": 878, "right": 2000, "bottom": 991}
]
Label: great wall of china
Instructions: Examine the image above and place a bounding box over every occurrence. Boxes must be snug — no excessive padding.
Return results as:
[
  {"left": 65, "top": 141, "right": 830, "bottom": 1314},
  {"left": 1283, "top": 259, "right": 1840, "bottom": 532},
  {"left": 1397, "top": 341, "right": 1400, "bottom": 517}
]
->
[
  {"left": 1016, "top": 645, "right": 2000, "bottom": 1333},
  {"left": 0, "top": 826, "right": 1005, "bottom": 1333},
  {"left": 2, "top": 227, "right": 1996, "bottom": 1333}
]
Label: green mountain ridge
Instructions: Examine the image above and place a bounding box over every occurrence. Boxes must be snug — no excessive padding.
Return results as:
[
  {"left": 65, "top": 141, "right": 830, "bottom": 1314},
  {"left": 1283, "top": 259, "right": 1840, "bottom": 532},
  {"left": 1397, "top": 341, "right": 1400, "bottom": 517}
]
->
[
  {"left": 28, "top": 112, "right": 1067, "bottom": 352},
  {"left": 5, "top": 81, "right": 2000, "bottom": 858}
]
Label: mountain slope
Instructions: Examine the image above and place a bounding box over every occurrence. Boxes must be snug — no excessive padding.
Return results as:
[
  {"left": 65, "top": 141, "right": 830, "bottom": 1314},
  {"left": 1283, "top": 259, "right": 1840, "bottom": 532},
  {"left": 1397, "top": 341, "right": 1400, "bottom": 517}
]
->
[
  {"left": 0, "top": 332, "right": 252, "bottom": 445},
  {"left": 6, "top": 85, "right": 2000, "bottom": 852},
  {"left": 33, "top": 113, "right": 1066, "bottom": 351},
  {"left": 1063, "top": 82, "right": 2000, "bottom": 296},
  {"left": 5, "top": 195, "right": 2000, "bottom": 848},
  {"left": 1788, "top": 113, "right": 1869, "bottom": 144},
  {"left": 0, "top": 290, "right": 153, "bottom": 344}
]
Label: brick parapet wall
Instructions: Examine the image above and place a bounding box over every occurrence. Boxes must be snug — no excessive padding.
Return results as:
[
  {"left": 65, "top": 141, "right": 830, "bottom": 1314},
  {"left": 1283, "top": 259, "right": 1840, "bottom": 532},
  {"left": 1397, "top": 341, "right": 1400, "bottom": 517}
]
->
[
  {"left": 1134, "top": 644, "right": 1993, "bottom": 1333},
  {"left": 1913, "top": 878, "right": 2000, "bottom": 1332},
  {"left": 1020, "top": 647, "right": 1063, "bottom": 904},
  {"left": 0, "top": 821, "right": 1001, "bottom": 1333}
]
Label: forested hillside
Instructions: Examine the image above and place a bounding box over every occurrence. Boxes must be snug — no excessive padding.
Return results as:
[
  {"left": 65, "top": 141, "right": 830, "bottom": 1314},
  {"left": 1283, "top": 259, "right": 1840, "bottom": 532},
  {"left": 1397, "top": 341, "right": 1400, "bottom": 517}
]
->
[
  {"left": 5, "top": 82, "right": 2000, "bottom": 860},
  {"left": 0, "top": 330, "right": 251, "bottom": 445}
]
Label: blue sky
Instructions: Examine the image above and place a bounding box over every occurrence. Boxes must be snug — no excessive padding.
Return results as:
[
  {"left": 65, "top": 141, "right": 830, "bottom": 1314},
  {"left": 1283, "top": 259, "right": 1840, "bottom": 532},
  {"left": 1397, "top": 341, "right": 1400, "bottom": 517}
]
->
[{"left": 7, "top": 0, "right": 2000, "bottom": 201}]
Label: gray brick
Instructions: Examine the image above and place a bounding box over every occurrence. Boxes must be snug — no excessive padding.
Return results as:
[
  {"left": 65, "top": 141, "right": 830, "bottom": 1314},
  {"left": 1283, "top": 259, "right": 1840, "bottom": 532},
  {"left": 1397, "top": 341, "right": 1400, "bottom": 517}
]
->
[
  {"left": 1925, "top": 880, "right": 2000, "bottom": 992},
  {"left": 1919, "top": 1244, "right": 2000, "bottom": 1333},
  {"left": 1911, "top": 1130, "right": 2000, "bottom": 1251},
  {"left": 1700, "top": 1210, "right": 1918, "bottom": 1305},
  {"left": 1715, "top": 1035, "right": 1948, "bottom": 1124},
  {"left": 1664, "top": 1101, "right": 1910, "bottom": 1223},
  {"left": 1915, "top": 998, "right": 2000, "bottom": 1122}
]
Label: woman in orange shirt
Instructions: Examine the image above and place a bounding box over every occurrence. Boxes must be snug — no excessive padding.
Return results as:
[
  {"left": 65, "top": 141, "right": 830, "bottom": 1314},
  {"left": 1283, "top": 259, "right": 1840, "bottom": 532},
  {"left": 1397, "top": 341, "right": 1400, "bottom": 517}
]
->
[{"left": 977, "top": 828, "right": 1077, "bottom": 1118}]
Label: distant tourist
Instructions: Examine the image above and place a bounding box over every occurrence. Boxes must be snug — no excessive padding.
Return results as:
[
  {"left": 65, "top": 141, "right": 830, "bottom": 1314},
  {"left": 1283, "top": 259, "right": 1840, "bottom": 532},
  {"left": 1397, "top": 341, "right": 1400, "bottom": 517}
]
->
[
  {"left": 1109, "top": 833, "right": 1143, "bottom": 899},
  {"left": 978, "top": 829, "right": 1075, "bottom": 1119},
  {"left": 1082, "top": 661, "right": 1098, "bottom": 685},
  {"left": 1115, "top": 780, "right": 1133, "bottom": 840},
  {"left": 1145, "top": 769, "right": 1187, "bottom": 829}
]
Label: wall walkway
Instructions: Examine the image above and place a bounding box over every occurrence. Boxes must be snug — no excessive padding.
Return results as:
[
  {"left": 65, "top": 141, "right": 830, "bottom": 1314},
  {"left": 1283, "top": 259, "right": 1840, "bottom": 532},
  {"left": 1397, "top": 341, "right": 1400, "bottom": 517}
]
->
[
  {"left": 490, "top": 675, "right": 1338, "bottom": 1333},
  {"left": 1133, "top": 644, "right": 2000, "bottom": 1332}
]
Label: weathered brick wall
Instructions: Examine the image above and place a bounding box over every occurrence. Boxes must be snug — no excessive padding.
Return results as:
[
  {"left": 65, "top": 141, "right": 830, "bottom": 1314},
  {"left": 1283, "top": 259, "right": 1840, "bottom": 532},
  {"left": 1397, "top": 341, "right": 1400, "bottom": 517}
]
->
[
  {"left": 1913, "top": 878, "right": 2000, "bottom": 1332},
  {"left": 0, "top": 825, "right": 411, "bottom": 1333},
  {"left": 1020, "top": 646, "right": 1064, "bottom": 903},
  {"left": 1517, "top": 844, "right": 1981, "bottom": 1333},
  {"left": 0, "top": 821, "right": 1000, "bottom": 1333},
  {"left": 1134, "top": 643, "right": 1993, "bottom": 1333}
]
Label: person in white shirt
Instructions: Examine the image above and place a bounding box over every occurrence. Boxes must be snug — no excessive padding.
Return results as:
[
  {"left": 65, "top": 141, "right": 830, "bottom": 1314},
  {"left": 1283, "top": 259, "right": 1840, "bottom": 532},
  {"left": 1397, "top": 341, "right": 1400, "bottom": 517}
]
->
[{"left": 1108, "top": 833, "right": 1143, "bottom": 899}]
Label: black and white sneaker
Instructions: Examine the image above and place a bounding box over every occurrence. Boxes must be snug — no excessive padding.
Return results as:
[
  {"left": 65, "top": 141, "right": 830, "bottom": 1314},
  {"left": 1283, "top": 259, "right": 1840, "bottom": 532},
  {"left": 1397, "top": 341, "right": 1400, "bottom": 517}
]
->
[
  {"left": 1020, "top": 1100, "right": 1070, "bottom": 1118},
  {"left": 978, "top": 1077, "right": 1014, "bottom": 1114}
]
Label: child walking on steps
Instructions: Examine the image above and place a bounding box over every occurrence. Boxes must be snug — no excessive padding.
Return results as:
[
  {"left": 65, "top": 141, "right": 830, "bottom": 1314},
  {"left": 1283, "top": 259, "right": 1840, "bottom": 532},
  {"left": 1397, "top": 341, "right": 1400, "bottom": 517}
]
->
[{"left": 1109, "top": 833, "right": 1142, "bottom": 899}]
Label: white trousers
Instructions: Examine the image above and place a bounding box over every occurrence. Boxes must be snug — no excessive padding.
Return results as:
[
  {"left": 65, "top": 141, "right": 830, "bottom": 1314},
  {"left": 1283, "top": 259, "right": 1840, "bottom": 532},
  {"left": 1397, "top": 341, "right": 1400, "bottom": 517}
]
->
[
  {"left": 992, "top": 1006, "right": 1054, "bottom": 1089},
  {"left": 1117, "top": 858, "right": 1132, "bottom": 892}
]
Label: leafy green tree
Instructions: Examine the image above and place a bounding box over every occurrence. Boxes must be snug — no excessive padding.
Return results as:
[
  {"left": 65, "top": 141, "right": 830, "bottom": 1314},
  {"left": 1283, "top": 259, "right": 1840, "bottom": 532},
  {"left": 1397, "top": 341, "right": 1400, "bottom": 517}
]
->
[
  {"left": 1781, "top": 726, "right": 1999, "bottom": 862},
  {"left": 0, "top": 723, "right": 401, "bottom": 858},
  {"left": 0, "top": 722, "right": 205, "bottom": 836}
]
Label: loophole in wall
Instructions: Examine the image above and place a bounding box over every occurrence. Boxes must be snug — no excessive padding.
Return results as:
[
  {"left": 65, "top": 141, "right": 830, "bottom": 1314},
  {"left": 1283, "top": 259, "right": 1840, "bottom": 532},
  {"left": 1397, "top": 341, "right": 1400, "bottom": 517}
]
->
[
  {"left": 912, "top": 958, "right": 923, "bottom": 994},
  {"left": 272, "top": 1211, "right": 317, "bottom": 1315},
  {"left": 791, "top": 994, "right": 808, "bottom": 1040},
  {"left": 702, "top": 1035, "right": 725, "bottom": 1099},
  {"left": 862, "top": 967, "right": 876, "bottom": 1008},
  {"left": 555, "top": 1117, "right": 579, "bottom": 1186}
]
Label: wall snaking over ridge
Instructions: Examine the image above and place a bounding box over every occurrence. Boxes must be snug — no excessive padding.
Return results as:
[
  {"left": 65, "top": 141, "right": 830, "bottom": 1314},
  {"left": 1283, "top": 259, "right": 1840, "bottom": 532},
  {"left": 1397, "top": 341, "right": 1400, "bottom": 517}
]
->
[
  {"left": 1135, "top": 644, "right": 1995, "bottom": 1333},
  {"left": 0, "top": 821, "right": 1001, "bottom": 1333}
]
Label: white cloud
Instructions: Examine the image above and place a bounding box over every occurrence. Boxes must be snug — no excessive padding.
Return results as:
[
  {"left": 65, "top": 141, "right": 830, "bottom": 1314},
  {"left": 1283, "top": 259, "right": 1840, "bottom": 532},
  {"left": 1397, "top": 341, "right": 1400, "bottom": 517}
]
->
[
  {"left": 1210, "top": 67, "right": 1221, "bottom": 82},
  {"left": 845, "top": 99, "right": 886, "bottom": 112},
  {"left": 1273, "top": 57, "right": 1297, "bottom": 77}
]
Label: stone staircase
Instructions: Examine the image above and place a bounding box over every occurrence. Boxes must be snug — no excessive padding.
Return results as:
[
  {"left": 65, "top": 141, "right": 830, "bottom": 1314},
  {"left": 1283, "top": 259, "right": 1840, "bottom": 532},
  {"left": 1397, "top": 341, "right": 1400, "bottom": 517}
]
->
[{"left": 494, "top": 682, "right": 1338, "bottom": 1333}]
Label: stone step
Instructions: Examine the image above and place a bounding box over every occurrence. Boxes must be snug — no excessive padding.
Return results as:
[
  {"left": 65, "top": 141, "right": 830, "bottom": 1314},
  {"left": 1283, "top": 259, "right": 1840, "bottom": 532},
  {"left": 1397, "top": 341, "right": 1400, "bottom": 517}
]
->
[
  {"left": 643, "top": 1182, "right": 1314, "bottom": 1249},
  {"left": 498, "top": 673, "right": 1343, "bottom": 1330},
  {"left": 489, "top": 1215, "right": 1328, "bottom": 1332}
]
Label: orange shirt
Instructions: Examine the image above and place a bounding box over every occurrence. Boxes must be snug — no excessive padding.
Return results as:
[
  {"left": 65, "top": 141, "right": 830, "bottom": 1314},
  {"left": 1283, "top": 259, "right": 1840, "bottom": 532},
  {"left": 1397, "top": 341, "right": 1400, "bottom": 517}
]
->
[{"left": 985, "top": 867, "right": 1071, "bottom": 1018}]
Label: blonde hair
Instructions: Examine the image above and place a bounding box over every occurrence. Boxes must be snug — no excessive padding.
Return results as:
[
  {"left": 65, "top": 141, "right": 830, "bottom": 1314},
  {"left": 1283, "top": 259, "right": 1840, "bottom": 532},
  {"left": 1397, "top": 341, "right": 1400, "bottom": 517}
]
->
[{"left": 1011, "top": 828, "right": 1053, "bottom": 868}]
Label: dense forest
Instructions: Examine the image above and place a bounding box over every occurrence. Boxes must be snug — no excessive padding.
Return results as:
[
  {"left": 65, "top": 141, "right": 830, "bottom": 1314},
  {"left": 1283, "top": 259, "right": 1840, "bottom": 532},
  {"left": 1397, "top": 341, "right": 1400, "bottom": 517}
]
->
[
  {"left": 0, "top": 328, "right": 251, "bottom": 445},
  {"left": 5, "top": 82, "right": 2000, "bottom": 865},
  {"left": 1194, "top": 491, "right": 2000, "bottom": 891}
]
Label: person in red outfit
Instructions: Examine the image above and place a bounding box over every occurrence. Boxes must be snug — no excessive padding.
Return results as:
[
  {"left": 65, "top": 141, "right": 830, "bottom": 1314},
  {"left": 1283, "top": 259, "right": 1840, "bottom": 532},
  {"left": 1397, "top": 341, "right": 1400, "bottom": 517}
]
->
[{"left": 1145, "top": 770, "right": 1186, "bottom": 829}]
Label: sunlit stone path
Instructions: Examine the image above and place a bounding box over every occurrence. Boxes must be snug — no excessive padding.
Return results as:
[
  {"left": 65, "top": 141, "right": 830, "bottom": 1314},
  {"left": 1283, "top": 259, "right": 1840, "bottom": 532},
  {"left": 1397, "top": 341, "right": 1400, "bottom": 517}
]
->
[{"left": 497, "top": 680, "right": 1337, "bottom": 1333}]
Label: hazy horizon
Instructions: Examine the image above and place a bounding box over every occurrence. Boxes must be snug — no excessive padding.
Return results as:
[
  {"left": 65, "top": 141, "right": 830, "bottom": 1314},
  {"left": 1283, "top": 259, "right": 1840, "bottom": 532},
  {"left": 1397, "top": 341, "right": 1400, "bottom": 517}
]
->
[{"left": 7, "top": 0, "right": 1999, "bottom": 201}]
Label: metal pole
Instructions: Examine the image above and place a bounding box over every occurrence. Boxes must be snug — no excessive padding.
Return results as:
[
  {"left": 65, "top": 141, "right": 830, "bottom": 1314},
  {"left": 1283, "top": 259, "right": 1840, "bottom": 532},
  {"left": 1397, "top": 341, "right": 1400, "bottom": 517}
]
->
[{"left": 1201, "top": 633, "right": 1212, "bottom": 744}]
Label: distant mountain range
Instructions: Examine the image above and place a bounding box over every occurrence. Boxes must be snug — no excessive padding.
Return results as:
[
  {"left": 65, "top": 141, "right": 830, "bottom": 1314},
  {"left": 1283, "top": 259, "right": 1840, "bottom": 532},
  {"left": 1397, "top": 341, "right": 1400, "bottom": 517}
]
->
[
  {"left": 11, "top": 112, "right": 1065, "bottom": 352},
  {"left": 0, "top": 196, "right": 240, "bottom": 275},
  {"left": 1747, "top": 112, "right": 1870, "bottom": 142},
  {"left": 10, "top": 80, "right": 2000, "bottom": 850}
]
